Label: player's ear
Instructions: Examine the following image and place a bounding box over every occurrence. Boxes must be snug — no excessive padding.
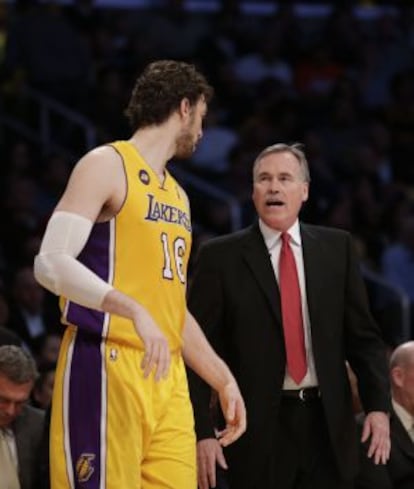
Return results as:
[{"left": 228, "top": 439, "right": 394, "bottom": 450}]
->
[{"left": 178, "top": 98, "right": 191, "bottom": 121}]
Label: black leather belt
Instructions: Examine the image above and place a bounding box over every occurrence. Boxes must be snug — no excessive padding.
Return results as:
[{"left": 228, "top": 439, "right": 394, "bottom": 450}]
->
[{"left": 281, "top": 387, "right": 321, "bottom": 402}]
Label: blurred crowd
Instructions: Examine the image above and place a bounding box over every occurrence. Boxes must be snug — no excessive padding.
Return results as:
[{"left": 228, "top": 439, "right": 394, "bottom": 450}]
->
[
  {"left": 0, "top": 2, "right": 413, "bottom": 488},
  {"left": 0, "top": 0, "right": 413, "bottom": 402}
]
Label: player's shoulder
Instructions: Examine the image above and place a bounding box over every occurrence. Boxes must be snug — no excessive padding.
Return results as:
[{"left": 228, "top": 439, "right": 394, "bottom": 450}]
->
[
  {"left": 72, "top": 143, "right": 124, "bottom": 178},
  {"left": 80, "top": 143, "right": 123, "bottom": 165}
]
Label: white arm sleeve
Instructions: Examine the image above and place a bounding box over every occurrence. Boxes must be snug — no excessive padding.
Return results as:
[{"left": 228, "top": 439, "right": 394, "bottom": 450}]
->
[{"left": 34, "top": 211, "right": 113, "bottom": 310}]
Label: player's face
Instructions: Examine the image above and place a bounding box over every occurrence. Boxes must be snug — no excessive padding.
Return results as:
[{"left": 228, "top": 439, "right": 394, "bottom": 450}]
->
[
  {"left": 252, "top": 151, "right": 308, "bottom": 231},
  {"left": 0, "top": 374, "right": 33, "bottom": 428},
  {"left": 175, "top": 97, "right": 207, "bottom": 159}
]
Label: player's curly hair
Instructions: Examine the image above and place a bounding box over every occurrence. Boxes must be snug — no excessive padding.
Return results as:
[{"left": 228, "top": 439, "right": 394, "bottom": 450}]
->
[{"left": 125, "top": 60, "right": 213, "bottom": 131}]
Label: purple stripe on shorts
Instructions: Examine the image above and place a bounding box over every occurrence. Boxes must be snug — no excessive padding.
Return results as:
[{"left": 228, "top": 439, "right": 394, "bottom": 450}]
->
[
  {"left": 69, "top": 330, "right": 103, "bottom": 489},
  {"left": 66, "top": 221, "right": 111, "bottom": 335}
]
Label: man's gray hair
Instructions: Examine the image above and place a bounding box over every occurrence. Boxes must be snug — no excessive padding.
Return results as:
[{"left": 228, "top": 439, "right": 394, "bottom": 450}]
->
[
  {"left": 253, "top": 143, "right": 311, "bottom": 183},
  {"left": 390, "top": 341, "right": 414, "bottom": 370},
  {"left": 0, "top": 345, "right": 38, "bottom": 384}
]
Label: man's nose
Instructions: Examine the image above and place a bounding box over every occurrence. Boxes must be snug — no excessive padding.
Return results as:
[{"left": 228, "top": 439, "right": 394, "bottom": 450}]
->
[{"left": 269, "top": 179, "right": 280, "bottom": 192}]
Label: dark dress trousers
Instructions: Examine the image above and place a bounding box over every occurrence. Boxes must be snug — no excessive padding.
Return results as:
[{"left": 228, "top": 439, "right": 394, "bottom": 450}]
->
[{"left": 188, "top": 222, "right": 390, "bottom": 489}]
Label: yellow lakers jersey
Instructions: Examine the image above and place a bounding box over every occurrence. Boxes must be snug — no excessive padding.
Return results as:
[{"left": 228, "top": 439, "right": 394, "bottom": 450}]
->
[{"left": 61, "top": 140, "right": 192, "bottom": 350}]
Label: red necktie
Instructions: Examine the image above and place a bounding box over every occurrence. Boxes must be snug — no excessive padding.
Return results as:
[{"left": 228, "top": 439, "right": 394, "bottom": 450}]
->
[{"left": 279, "top": 232, "right": 307, "bottom": 384}]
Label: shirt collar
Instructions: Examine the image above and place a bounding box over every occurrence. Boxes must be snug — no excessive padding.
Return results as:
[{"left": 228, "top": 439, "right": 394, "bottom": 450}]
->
[
  {"left": 0, "top": 426, "right": 14, "bottom": 439},
  {"left": 392, "top": 399, "right": 414, "bottom": 433},
  {"left": 259, "top": 219, "right": 301, "bottom": 252}
]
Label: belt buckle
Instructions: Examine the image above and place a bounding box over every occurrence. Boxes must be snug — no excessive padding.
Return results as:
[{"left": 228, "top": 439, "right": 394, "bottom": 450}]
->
[{"left": 298, "top": 388, "right": 306, "bottom": 402}]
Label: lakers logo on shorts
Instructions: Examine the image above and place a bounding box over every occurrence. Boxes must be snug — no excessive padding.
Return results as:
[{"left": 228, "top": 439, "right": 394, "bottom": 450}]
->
[{"left": 76, "top": 453, "right": 96, "bottom": 483}]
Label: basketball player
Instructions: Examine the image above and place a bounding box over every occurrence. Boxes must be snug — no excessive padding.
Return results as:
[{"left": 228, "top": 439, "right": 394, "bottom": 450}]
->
[{"left": 34, "top": 60, "right": 246, "bottom": 489}]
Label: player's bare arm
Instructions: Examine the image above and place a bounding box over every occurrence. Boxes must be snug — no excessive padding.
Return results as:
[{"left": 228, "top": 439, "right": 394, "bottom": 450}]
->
[
  {"left": 182, "top": 310, "right": 247, "bottom": 446},
  {"left": 34, "top": 146, "right": 171, "bottom": 380},
  {"left": 54, "top": 145, "right": 126, "bottom": 221}
]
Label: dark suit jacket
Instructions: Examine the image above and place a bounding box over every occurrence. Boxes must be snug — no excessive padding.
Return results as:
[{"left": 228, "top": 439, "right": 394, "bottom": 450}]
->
[
  {"left": 188, "top": 222, "right": 390, "bottom": 489},
  {"left": 356, "top": 410, "right": 414, "bottom": 489},
  {"left": 13, "top": 404, "right": 45, "bottom": 489}
]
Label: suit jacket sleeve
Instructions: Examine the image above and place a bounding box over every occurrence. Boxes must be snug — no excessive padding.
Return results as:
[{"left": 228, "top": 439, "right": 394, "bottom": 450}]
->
[{"left": 344, "top": 233, "right": 391, "bottom": 414}]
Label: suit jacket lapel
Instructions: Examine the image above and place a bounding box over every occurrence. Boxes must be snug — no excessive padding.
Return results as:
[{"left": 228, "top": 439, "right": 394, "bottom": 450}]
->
[
  {"left": 301, "top": 224, "right": 324, "bottom": 331},
  {"left": 13, "top": 408, "right": 30, "bottom": 487},
  {"left": 241, "top": 223, "right": 282, "bottom": 324},
  {"left": 240, "top": 223, "right": 327, "bottom": 328},
  {"left": 392, "top": 412, "right": 414, "bottom": 458}
]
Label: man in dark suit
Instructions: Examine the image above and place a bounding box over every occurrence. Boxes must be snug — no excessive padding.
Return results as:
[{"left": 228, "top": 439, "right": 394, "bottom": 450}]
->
[
  {"left": 357, "top": 341, "right": 414, "bottom": 489},
  {"left": 0, "top": 326, "right": 22, "bottom": 347},
  {"left": 7, "top": 266, "right": 60, "bottom": 353},
  {"left": 188, "top": 143, "right": 391, "bottom": 489},
  {"left": 0, "top": 345, "right": 44, "bottom": 489}
]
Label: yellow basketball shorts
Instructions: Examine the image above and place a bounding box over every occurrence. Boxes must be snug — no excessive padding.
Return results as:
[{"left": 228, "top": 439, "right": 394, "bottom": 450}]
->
[{"left": 50, "top": 327, "right": 196, "bottom": 489}]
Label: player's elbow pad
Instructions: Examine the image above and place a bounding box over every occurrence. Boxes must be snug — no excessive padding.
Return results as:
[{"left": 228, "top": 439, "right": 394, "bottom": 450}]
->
[
  {"left": 34, "top": 211, "right": 113, "bottom": 309},
  {"left": 34, "top": 252, "right": 61, "bottom": 294}
]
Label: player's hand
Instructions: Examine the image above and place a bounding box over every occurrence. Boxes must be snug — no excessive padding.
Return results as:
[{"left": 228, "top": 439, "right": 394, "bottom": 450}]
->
[
  {"left": 133, "top": 308, "right": 171, "bottom": 381},
  {"left": 197, "top": 438, "right": 227, "bottom": 489},
  {"left": 361, "top": 411, "right": 390, "bottom": 465},
  {"left": 217, "top": 381, "right": 246, "bottom": 447}
]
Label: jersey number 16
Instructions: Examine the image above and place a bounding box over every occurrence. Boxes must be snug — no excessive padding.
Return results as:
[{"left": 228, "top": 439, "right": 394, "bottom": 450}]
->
[{"left": 160, "top": 232, "right": 186, "bottom": 284}]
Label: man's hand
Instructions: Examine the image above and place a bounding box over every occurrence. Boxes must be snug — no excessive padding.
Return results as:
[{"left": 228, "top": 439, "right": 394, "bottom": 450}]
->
[
  {"left": 361, "top": 411, "right": 390, "bottom": 464},
  {"left": 133, "top": 307, "right": 171, "bottom": 381},
  {"left": 101, "top": 289, "right": 171, "bottom": 381},
  {"left": 197, "top": 438, "right": 228, "bottom": 489},
  {"left": 217, "top": 381, "right": 247, "bottom": 447}
]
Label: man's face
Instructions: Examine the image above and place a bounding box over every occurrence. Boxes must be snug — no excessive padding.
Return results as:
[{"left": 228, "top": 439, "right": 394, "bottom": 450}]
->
[
  {"left": 175, "top": 97, "right": 207, "bottom": 159},
  {"left": 252, "top": 151, "right": 309, "bottom": 231},
  {"left": 0, "top": 373, "right": 33, "bottom": 428}
]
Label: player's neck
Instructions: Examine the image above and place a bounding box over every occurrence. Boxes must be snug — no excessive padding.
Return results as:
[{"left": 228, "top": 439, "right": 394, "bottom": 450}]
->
[{"left": 130, "top": 126, "right": 176, "bottom": 180}]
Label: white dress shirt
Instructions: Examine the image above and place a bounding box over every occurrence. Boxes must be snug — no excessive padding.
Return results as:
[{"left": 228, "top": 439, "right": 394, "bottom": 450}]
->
[
  {"left": 22, "top": 310, "right": 46, "bottom": 339},
  {"left": 392, "top": 399, "right": 414, "bottom": 442},
  {"left": 259, "top": 219, "right": 319, "bottom": 389},
  {"left": 0, "top": 427, "right": 20, "bottom": 489}
]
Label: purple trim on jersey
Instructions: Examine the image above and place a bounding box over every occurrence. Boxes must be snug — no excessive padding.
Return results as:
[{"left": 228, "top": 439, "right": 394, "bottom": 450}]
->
[
  {"left": 69, "top": 330, "right": 103, "bottom": 489},
  {"left": 66, "top": 222, "right": 110, "bottom": 335}
]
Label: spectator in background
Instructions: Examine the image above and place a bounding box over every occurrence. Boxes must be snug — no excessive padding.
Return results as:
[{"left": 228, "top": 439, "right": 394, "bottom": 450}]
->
[
  {"left": 386, "top": 71, "right": 414, "bottom": 184},
  {"left": 1, "top": 178, "right": 40, "bottom": 268},
  {"left": 188, "top": 143, "right": 390, "bottom": 489},
  {"left": 232, "top": 29, "right": 292, "bottom": 87},
  {"left": 7, "top": 266, "right": 59, "bottom": 352},
  {"left": 0, "top": 345, "right": 44, "bottom": 489},
  {"left": 191, "top": 103, "right": 238, "bottom": 175},
  {"left": 0, "top": 289, "right": 11, "bottom": 326},
  {"left": 0, "top": 326, "right": 22, "bottom": 347},
  {"left": 357, "top": 341, "right": 414, "bottom": 489},
  {"left": 382, "top": 214, "right": 414, "bottom": 338},
  {"left": 31, "top": 362, "right": 55, "bottom": 411},
  {"left": 4, "top": 0, "right": 91, "bottom": 108},
  {"left": 36, "top": 153, "right": 71, "bottom": 219},
  {"left": 32, "top": 332, "right": 61, "bottom": 367}
]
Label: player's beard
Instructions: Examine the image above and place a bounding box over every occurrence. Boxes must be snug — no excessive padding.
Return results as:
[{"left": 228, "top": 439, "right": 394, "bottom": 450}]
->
[{"left": 175, "top": 130, "right": 196, "bottom": 159}]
